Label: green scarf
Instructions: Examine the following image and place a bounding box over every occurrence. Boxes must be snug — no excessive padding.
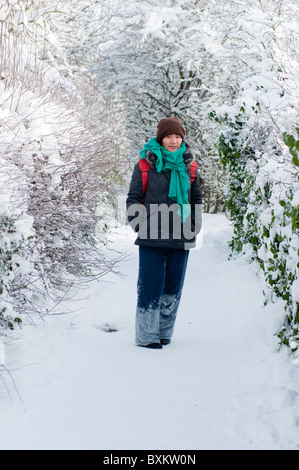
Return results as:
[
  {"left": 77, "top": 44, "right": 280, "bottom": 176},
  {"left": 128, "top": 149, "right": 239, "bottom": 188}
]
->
[{"left": 140, "top": 137, "right": 190, "bottom": 222}]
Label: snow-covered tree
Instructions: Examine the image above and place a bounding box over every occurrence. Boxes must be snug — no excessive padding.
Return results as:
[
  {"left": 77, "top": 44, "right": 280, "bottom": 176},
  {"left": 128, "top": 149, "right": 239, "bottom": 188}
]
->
[
  {"left": 0, "top": 0, "right": 125, "bottom": 327},
  {"left": 95, "top": 0, "right": 225, "bottom": 212}
]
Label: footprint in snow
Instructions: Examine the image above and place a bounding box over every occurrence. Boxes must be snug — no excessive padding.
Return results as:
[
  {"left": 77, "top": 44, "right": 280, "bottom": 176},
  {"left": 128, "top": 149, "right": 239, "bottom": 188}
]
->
[{"left": 95, "top": 323, "right": 119, "bottom": 333}]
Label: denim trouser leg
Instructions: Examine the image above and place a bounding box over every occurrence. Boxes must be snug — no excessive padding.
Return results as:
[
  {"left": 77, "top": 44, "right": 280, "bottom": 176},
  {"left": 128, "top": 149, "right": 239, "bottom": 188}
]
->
[
  {"left": 160, "top": 249, "right": 189, "bottom": 340},
  {"left": 136, "top": 246, "right": 189, "bottom": 346}
]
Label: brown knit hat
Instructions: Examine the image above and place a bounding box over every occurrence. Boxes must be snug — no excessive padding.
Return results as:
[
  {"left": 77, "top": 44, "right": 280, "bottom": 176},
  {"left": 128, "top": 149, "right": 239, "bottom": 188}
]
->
[{"left": 156, "top": 117, "right": 186, "bottom": 144}]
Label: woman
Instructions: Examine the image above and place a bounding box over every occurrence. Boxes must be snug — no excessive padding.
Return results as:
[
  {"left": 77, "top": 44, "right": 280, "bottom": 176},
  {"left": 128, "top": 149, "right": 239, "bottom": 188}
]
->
[{"left": 127, "top": 117, "right": 203, "bottom": 349}]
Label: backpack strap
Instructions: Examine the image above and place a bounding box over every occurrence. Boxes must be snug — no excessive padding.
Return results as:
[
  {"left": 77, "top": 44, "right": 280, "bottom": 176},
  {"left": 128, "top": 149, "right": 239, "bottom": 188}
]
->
[
  {"left": 190, "top": 161, "right": 197, "bottom": 185},
  {"left": 139, "top": 159, "right": 150, "bottom": 202},
  {"left": 138, "top": 159, "right": 197, "bottom": 202}
]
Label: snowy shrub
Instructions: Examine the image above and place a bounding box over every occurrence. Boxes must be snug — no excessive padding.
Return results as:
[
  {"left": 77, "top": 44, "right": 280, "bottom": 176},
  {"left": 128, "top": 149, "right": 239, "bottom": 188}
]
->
[
  {"left": 0, "top": 155, "right": 35, "bottom": 328},
  {"left": 243, "top": 130, "right": 299, "bottom": 358},
  {"left": 276, "top": 131, "right": 299, "bottom": 358},
  {"left": 96, "top": 0, "right": 225, "bottom": 212},
  {"left": 0, "top": 214, "right": 34, "bottom": 329},
  {"left": 210, "top": 106, "right": 258, "bottom": 253},
  {"left": 0, "top": 0, "right": 125, "bottom": 326},
  {"left": 209, "top": 0, "right": 299, "bottom": 360},
  {"left": 0, "top": 215, "right": 25, "bottom": 330},
  {"left": 214, "top": 111, "right": 299, "bottom": 361}
]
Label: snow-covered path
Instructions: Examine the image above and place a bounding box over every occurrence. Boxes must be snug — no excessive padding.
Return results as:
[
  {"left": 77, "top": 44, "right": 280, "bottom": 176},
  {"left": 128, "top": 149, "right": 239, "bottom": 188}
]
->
[{"left": 0, "top": 214, "right": 299, "bottom": 450}]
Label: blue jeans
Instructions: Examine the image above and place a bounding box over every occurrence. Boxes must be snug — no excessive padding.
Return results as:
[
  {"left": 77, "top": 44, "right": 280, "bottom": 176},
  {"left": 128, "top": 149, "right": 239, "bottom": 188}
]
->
[{"left": 136, "top": 246, "right": 189, "bottom": 346}]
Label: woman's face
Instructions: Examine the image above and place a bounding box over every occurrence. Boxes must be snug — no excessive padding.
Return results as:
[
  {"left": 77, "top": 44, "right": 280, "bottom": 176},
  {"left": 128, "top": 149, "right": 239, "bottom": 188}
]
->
[{"left": 162, "top": 134, "right": 183, "bottom": 152}]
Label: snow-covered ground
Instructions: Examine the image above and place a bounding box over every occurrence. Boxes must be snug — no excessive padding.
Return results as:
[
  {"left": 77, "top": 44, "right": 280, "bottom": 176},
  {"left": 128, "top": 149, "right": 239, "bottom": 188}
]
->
[{"left": 0, "top": 213, "right": 298, "bottom": 450}]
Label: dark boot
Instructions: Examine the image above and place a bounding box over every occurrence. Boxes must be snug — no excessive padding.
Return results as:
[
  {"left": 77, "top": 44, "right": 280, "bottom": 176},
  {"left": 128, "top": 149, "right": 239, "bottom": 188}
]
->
[
  {"left": 141, "top": 343, "right": 163, "bottom": 349},
  {"left": 160, "top": 339, "right": 171, "bottom": 346}
]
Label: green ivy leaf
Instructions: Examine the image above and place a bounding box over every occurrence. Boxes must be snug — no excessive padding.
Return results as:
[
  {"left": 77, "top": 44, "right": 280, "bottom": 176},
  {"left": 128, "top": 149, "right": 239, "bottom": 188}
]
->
[
  {"left": 283, "top": 132, "right": 295, "bottom": 149},
  {"left": 292, "top": 154, "right": 299, "bottom": 167}
]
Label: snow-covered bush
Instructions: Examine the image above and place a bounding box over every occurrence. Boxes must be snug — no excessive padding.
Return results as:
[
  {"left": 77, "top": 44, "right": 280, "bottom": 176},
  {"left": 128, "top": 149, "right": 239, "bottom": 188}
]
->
[
  {"left": 210, "top": 0, "right": 299, "bottom": 360},
  {"left": 217, "top": 122, "right": 299, "bottom": 360},
  {"left": 0, "top": 0, "right": 125, "bottom": 327},
  {"left": 0, "top": 155, "right": 35, "bottom": 328},
  {"left": 0, "top": 214, "right": 33, "bottom": 329},
  {"left": 275, "top": 131, "right": 299, "bottom": 359}
]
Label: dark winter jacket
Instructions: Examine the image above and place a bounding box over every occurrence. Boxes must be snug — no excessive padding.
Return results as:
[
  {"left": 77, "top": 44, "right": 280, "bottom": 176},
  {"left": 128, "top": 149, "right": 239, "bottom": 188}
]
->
[{"left": 126, "top": 145, "right": 203, "bottom": 250}]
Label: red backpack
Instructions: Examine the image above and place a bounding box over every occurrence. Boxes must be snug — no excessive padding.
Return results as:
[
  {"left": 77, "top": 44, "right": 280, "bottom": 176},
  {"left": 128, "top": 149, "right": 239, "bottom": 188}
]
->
[{"left": 139, "top": 159, "right": 197, "bottom": 201}]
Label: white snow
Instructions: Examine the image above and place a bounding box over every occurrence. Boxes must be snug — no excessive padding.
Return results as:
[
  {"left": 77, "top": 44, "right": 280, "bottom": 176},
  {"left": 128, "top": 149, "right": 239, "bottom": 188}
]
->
[
  {"left": 292, "top": 279, "right": 299, "bottom": 304},
  {"left": 0, "top": 213, "right": 298, "bottom": 450}
]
